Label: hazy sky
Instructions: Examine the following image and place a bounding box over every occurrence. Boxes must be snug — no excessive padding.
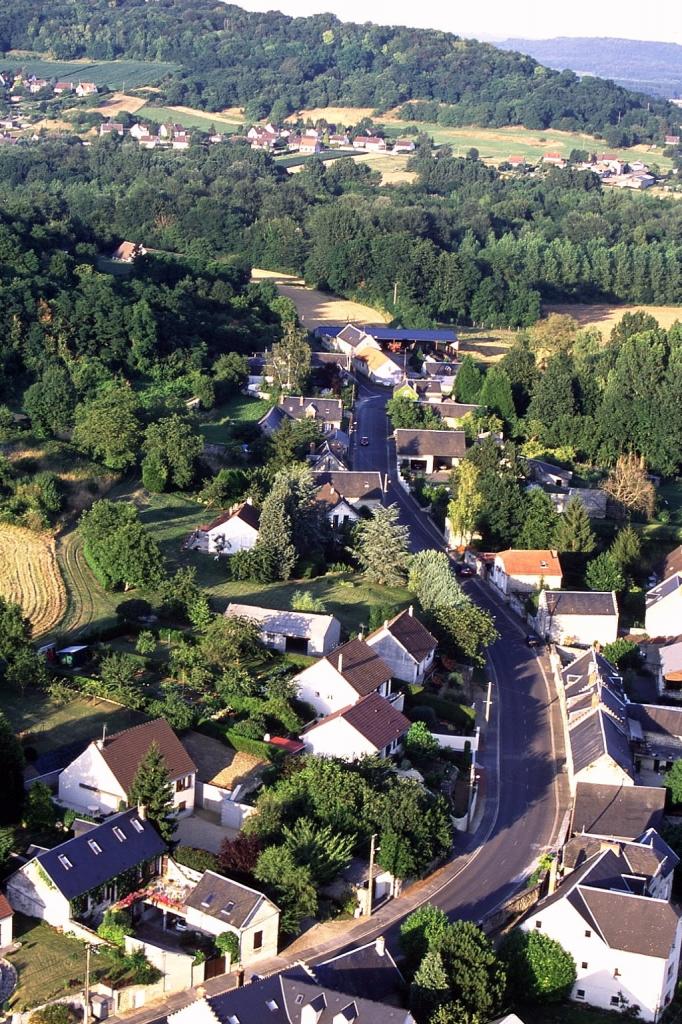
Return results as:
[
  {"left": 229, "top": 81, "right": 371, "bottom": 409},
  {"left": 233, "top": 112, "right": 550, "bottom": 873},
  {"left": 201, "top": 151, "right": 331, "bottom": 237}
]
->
[{"left": 236, "top": 0, "right": 682, "bottom": 44}]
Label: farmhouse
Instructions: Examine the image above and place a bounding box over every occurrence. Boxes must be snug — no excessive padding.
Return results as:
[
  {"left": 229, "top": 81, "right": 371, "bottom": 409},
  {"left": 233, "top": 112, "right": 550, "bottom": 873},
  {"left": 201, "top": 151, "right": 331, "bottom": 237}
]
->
[
  {"left": 99, "top": 122, "right": 124, "bottom": 137},
  {"left": 353, "top": 347, "right": 405, "bottom": 386},
  {"left": 193, "top": 500, "right": 260, "bottom": 555},
  {"left": 183, "top": 870, "right": 279, "bottom": 964},
  {"left": 520, "top": 847, "right": 681, "bottom": 1021},
  {"left": 645, "top": 574, "right": 682, "bottom": 639},
  {"left": 225, "top": 603, "right": 341, "bottom": 656},
  {"left": 317, "top": 324, "right": 458, "bottom": 358},
  {"left": 393, "top": 379, "right": 443, "bottom": 403},
  {"left": 365, "top": 607, "right": 437, "bottom": 685},
  {"left": 395, "top": 428, "right": 466, "bottom": 476},
  {"left": 525, "top": 458, "right": 573, "bottom": 488},
  {"left": 491, "top": 549, "right": 563, "bottom": 596},
  {"left": 353, "top": 136, "right": 387, "bottom": 151},
  {"left": 394, "top": 138, "right": 416, "bottom": 153},
  {"left": 53, "top": 81, "right": 74, "bottom": 94},
  {"left": 58, "top": 718, "right": 197, "bottom": 817},
  {"left": 292, "top": 637, "right": 394, "bottom": 717},
  {"left": 7, "top": 808, "right": 165, "bottom": 928},
  {"left": 313, "top": 471, "right": 384, "bottom": 525},
  {"left": 301, "top": 691, "right": 410, "bottom": 761},
  {"left": 536, "top": 590, "right": 619, "bottom": 646},
  {"left": 75, "top": 81, "right": 98, "bottom": 96}
]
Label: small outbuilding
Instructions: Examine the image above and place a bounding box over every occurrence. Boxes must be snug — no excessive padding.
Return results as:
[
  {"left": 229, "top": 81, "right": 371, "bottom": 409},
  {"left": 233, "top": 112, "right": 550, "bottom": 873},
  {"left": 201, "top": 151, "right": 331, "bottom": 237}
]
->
[{"left": 224, "top": 603, "right": 341, "bottom": 657}]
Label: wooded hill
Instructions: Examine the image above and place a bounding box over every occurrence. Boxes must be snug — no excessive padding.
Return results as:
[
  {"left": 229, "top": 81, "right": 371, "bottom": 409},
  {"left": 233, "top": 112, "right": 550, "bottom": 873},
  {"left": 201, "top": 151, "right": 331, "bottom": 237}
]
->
[{"left": 0, "top": 0, "right": 676, "bottom": 143}]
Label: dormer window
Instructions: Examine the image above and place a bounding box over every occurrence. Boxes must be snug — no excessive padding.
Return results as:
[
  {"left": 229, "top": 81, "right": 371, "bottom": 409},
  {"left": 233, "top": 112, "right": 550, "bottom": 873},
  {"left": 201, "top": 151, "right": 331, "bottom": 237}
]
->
[
  {"left": 58, "top": 855, "right": 73, "bottom": 870},
  {"left": 113, "top": 827, "right": 126, "bottom": 842},
  {"left": 131, "top": 818, "right": 144, "bottom": 833},
  {"left": 88, "top": 840, "right": 102, "bottom": 855}
]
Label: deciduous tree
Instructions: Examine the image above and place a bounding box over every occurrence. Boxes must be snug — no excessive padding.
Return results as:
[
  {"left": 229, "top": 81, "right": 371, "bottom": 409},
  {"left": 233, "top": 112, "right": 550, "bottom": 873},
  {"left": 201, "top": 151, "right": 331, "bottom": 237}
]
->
[
  {"left": 501, "top": 929, "right": 576, "bottom": 1004},
  {"left": 602, "top": 454, "right": 656, "bottom": 519},
  {"left": 73, "top": 384, "right": 142, "bottom": 470},
  {"left": 447, "top": 462, "right": 482, "bottom": 548}
]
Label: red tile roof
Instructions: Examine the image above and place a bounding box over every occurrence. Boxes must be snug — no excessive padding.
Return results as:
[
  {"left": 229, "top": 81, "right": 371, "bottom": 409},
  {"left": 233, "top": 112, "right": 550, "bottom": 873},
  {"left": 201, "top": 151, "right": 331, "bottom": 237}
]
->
[
  {"left": 99, "top": 718, "right": 196, "bottom": 795},
  {"left": 0, "top": 893, "right": 13, "bottom": 918},
  {"left": 496, "top": 549, "right": 562, "bottom": 577},
  {"left": 326, "top": 639, "right": 392, "bottom": 696},
  {"left": 367, "top": 608, "right": 437, "bottom": 662}
]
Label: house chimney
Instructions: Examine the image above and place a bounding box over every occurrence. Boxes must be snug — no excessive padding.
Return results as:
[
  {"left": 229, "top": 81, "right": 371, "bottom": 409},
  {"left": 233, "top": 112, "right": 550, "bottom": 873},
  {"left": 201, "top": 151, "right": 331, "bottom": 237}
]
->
[
  {"left": 337, "top": 653, "right": 343, "bottom": 674},
  {"left": 137, "top": 804, "right": 147, "bottom": 820},
  {"left": 96, "top": 723, "right": 107, "bottom": 750},
  {"left": 236, "top": 967, "right": 245, "bottom": 988},
  {"left": 546, "top": 857, "right": 559, "bottom": 896},
  {"left": 300, "top": 395, "right": 304, "bottom": 406},
  {"left": 195, "top": 987, "right": 206, "bottom": 1000},
  {"left": 408, "top": 605, "right": 413, "bottom": 617},
  {"left": 375, "top": 935, "right": 386, "bottom": 957},
  {"left": 384, "top": 619, "right": 388, "bottom": 629}
]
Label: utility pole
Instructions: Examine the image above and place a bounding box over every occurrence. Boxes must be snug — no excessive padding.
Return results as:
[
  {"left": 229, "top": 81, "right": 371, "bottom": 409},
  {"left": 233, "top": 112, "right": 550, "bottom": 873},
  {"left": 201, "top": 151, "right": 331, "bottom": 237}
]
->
[
  {"left": 84, "top": 944, "right": 91, "bottom": 1024},
  {"left": 484, "top": 680, "right": 492, "bottom": 723},
  {"left": 366, "top": 833, "right": 377, "bottom": 917}
]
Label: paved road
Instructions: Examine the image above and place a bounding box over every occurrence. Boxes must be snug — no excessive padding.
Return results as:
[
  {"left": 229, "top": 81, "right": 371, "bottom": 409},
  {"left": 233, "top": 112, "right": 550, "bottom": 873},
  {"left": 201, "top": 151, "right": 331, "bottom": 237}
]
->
[{"left": 108, "top": 380, "right": 568, "bottom": 1024}]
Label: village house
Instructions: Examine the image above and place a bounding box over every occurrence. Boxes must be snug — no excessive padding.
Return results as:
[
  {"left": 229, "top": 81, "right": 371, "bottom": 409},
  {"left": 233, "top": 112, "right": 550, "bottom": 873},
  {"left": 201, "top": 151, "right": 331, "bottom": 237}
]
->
[
  {"left": 129, "top": 123, "right": 148, "bottom": 140},
  {"left": 307, "top": 437, "right": 349, "bottom": 472},
  {"left": 650, "top": 640, "right": 682, "bottom": 697},
  {"left": 562, "top": 829, "right": 678, "bottom": 902},
  {"left": 75, "top": 81, "right": 98, "bottom": 97},
  {"left": 547, "top": 488, "right": 608, "bottom": 519},
  {"left": 429, "top": 401, "right": 479, "bottom": 427},
  {"left": 661, "top": 544, "right": 682, "bottom": 582},
  {"left": 58, "top": 718, "right": 197, "bottom": 817},
  {"left": 365, "top": 607, "right": 437, "bottom": 685},
  {"left": 491, "top": 549, "right": 563, "bottom": 597},
  {"left": 225, "top": 603, "right": 341, "bottom": 657},
  {"left": 521, "top": 846, "right": 681, "bottom": 1020},
  {"left": 525, "top": 458, "right": 573, "bottom": 488},
  {"left": 317, "top": 323, "right": 458, "bottom": 359},
  {"left": 7, "top": 808, "right": 166, "bottom": 927},
  {"left": 329, "top": 132, "right": 351, "bottom": 146},
  {"left": 99, "top": 122, "right": 124, "bottom": 137},
  {"left": 542, "top": 152, "right": 567, "bottom": 168},
  {"left": 313, "top": 470, "right": 385, "bottom": 527},
  {"left": 536, "top": 590, "right": 619, "bottom": 646},
  {"left": 395, "top": 428, "right": 466, "bottom": 476},
  {"left": 301, "top": 692, "right": 411, "bottom": 761},
  {"left": 645, "top": 573, "right": 682, "bottom": 638},
  {"left": 0, "top": 895, "right": 13, "bottom": 949},
  {"left": 558, "top": 649, "right": 633, "bottom": 792},
  {"left": 353, "top": 135, "right": 387, "bottom": 151},
  {"left": 570, "top": 782, "right": 665, "bottom": 843},
  {"left": 628, "top": 702, "right": 682, "bottom": 777},
  {"left": 353, "top": 347, "right": 405, "bottom": 386},
  {"left": 183, "top": 870, "right": 279, "bottom": 964},
  {"left": 53, "top": 81, "right": 74, "bottom": 94},
  {"left": 393, "top": 138, "right": 416, "bottom": 153},
  {"left": 275, "top": 395, "right": 344, "bottom": 433},
  {"left": 665, "top": 135, "right": 681, "bottom": 146},
  {"left": 506, "top": 155, "right": 527, "bottom": 168},
  {"left": 111, "top": 241, "right": 146, "bottom": 263},
  {"left": 421, "top": 357, "right": 460, "bottom": 394},
  {"left": 192, "top": 499, "right": 260, "bottom": 556},
  {"left": 27, "top": 77, "right": 49, "bottom": 94},
  {"left": 168, "top": 937, "right": 414, "bottom": 1024},
  {"left": 288, "top": 133, "right": 322, "bottom": 153},
  {"left": 393, "top": 378, "right": 443, "bottom": 403},
  {"left": 292, "top": 637, "right": 395, "bottom": 717},
  {"left": 172, "top": 131, "right": 191, "bottom": 151}
]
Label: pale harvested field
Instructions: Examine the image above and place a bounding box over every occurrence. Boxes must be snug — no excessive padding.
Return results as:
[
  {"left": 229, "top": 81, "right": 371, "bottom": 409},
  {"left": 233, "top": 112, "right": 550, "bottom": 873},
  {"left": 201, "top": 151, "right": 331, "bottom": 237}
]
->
[
  {"left": 219, "top": 106, "right": 245, "bottom": 119},
  {"left": 169, "top": 104, "right": 242, "bottom": 125},
  {"left": 286, "top": 106, "right": 375, "bottom": 124},
  {"left": 251, "top": 268, "right": 388, "bottom": 328},
  {"left": 93, "top": 92, "right": 147, "bottom": 116},
  {"left": 0, "top": 526, "right": 67, "bottom": 637},
  {"left": 545, "top": 303, "right": 682, "bottom": 335},
  {"left": 352, "top": 151, "right": 418, "bottom": 185}
]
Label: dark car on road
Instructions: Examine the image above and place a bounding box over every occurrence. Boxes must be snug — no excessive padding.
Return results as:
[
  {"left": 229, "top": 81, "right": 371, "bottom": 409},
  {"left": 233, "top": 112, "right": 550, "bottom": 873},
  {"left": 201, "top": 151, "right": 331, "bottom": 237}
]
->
[
  {"left": 455, "top": 564, "right": 476, "bottom": 577},
  {"left": 359, "top": 436, "right": 370, "bottom": 445},
  {"left": 526, "top": 633, "right": 543, "bottom": 648}
]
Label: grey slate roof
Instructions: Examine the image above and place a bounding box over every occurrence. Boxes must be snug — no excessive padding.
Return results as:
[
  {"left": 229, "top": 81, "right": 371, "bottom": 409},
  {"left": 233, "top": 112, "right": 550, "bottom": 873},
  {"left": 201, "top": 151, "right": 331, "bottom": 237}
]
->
[
  {"left": 569, "top": 707, "right": 633, "bottom": 778},
  {"left": 395, "top": 428, "right": 466, "bottom": 459},
  {"left": 367, "top": 608, "right": 437, "bottom": 663},
  {"left": 279, "top": 395, "right": 343, "bottom": 424},
  {"left": 184, "top": 870, "right": 275, "bottom": 929},
  {"left": 315, "top": 324, "right": 457, "bottom": 344},
  {"left": 325, "top": 639, "right": 393, "bottom": 695},
  {"left": 36, "top": 809, "right": 165, "bottom": 900},
  {"left": 571, "top": 783, "right": 665, "bottom": 840},
  {"left": 550, "top": 591, "right": 618, "bottom": 616},
  {"left": 312, "top": 471, "right": 384, "bottom": 503}
]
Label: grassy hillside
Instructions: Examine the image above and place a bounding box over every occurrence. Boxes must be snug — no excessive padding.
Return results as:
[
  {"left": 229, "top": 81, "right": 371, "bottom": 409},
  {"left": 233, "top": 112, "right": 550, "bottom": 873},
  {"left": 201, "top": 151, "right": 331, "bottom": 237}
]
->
[{"left": 1, "top": 53, "right": 178, "bottom": 89}]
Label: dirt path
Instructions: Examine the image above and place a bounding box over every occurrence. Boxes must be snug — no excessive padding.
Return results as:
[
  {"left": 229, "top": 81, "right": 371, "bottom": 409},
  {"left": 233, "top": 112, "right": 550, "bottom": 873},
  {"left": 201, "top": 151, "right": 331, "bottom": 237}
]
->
[{"left": 251, "top": 268, "right": 389, "bottom": 328}]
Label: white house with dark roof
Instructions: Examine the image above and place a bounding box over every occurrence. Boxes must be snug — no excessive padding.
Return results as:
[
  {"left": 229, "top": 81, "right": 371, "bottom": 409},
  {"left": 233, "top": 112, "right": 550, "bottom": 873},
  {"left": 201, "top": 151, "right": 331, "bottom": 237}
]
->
[
  {"left": 277, "top": 395, "right": 343, "bottom": 433},
  {"left": 313, "top": 471, "right": 384, "bottom": 528},
  {"left": 7, "top": 808, "right": 165, "bottom": 927},
  {"left": 535, "top": 590, "right": 619, "bottom": 646},
  {"left": 193, "top": 500, "right": 260, "bottom": 555},
  {"left": 184, "top": 870, "right": 279, "bottom": 964},
  {"left": 562, "top": 829, "right": 678, "bottom": 901},
  {"left": 395, "top": 428, "right": 466, "bottom": 476},
  {"left": 225, "top": 603, "right": 341, "bottom": 657},
  {"left": 570, "top": 782, "right": 665, "bottom": 842},
  {"left": 292, "top": 638, "right": 395, "bottom": 718},
  {"left": 628, "top": 702, "right": 682, "bottom": 775},
  {"left": 645, "top": 573, "right": 682, "bottom": 639},
  {"left": 58, "top": 718, "right": 197, "bottom": 817},
  {"left": 365, "top": 607, "right": 437, "bottom": 684},
  {"left": 652, "top": 640, "right": 682, "bottom": 696},
  {"left": 301, "top": 692, "right": 410, "bottom": 761},
  {"left": 521, "top": 847, "right": 682, "bottom": 1020}
]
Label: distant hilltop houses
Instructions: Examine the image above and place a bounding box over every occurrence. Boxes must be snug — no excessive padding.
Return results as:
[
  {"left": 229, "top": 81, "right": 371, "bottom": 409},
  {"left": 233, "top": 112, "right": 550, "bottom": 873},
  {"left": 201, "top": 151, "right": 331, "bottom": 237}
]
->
[
  {"left": 502, "top": 150, "right": 661, "bottom": 189},
  {"left": 243, "top": 121, "right": 415, "bottom": 156}
]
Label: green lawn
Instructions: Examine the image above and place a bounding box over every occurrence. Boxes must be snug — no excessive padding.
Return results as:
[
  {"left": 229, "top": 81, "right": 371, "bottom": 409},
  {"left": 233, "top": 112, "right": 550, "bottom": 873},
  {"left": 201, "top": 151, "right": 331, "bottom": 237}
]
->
[
  {"left": 8, "top": 914, "right": 94, "bottom": 1010},
  {"left": 5, "top": 55, "right": 178, "bottom": 89},
  {"left": 198, "top": 394, "right": 272, "bottom": 444},
  {"left": 0, "top": 690, "right": 146, "bottom": 754},
  {"left": 137, "top": 104, "right": 241, "bottom": 131}
]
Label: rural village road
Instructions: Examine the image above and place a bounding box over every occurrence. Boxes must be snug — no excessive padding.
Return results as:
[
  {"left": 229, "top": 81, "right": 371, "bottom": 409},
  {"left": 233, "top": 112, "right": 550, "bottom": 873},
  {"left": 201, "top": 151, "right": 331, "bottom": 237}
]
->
[{"left": 111, "top": 378, "right": 569, "bottom": 1024}]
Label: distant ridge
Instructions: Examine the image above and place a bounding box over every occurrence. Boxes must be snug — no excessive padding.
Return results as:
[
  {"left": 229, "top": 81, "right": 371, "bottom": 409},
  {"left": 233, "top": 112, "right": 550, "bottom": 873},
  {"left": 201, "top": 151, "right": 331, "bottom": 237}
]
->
[{"left": 499, "top": 36, "right": 682, "bottom": 99}]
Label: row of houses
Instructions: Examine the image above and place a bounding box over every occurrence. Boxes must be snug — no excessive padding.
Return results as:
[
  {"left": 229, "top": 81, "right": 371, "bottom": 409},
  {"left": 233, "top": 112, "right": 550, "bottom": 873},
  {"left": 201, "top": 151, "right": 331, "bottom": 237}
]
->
[
  {"left": 245, "top": 122, "right": 416, "bottom": 155},
  {"left": 517, "top": 645, "right": 682, "bottom": 1020},
  {"left": 0, "top": 70, "right": 98, "bottom": 96}
]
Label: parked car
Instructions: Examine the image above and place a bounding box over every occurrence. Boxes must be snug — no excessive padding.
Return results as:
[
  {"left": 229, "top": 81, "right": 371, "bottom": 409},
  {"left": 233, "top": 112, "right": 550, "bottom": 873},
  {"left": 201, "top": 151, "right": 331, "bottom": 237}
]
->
[
  {"left": 360, "top": 436, "right": 370, "bottom": 446},
  {"left": 526, "top": 633, "right": 543, "bottom": 648},
  {"left": 455, "top": 564, "right": 475, "bottom": 577}
]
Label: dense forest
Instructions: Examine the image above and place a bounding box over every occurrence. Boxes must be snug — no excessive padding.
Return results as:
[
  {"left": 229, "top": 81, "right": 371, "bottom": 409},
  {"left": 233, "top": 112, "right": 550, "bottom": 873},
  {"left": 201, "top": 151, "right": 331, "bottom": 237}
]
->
[{"left": 0, "top": 0, "right": 676, "bottom": 142}]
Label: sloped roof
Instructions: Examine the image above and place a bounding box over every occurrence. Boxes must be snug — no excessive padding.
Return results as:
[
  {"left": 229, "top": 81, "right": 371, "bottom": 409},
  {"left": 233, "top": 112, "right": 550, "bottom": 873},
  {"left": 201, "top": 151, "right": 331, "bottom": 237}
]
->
[
  {"left": 496, "top": 549, "right": 562, "bottom": 577},
  {"left": 326, "top": 639, "right": 392, "bottom": 696},
  {"left": 578, "top": 887, "right": 679, "bottom": 958},
  {"left": 431, "top": 402, "right": 478, "bottom": 420},
  {"left": 36, "top": 809, "right": 165, "bottom": 900},
  {"left": 571, "top": 783, "right": 665, "bottom": 840},
  {"left": 367, "top": 608, "right": 437, "bottom": 663},
  {"left": 184, "top": 870, "right": 275, "bottom": 929},
  {"left": 569, "top": 707, "right": 632, "bottom": 778},
  {"left": 225, "top": 603, "right": 338, "bottom": 643},
  {"left": 646, "top": 573, "right": 682, "bottom": 610},
  {"left": 279, "top": 396, "right": 343, "bottom": 423},
  {"left": 543, "top": 590, "right": 618, "bottom": 617},
  {"left": 313, "top": 471, "right": 384, "bottom": 502},
  {"left": 395, "top": 428, "right": 466, "bottom": 458},
  {"left": 0, "top": 893, "right": 13, "bottom": 918},
  {"left": 355, "top": 348, "right": 403, "bottom": 375},
  {"left": 342, "top": 693, "right": 410, "bottom": 750},
  {"left": 202, "top": 501, "right": 260, "bottom": 534},
  {"left": 99, "top": 718, "right": 197, "bottom": 794},
  {"left": 662, "top": 545, "right": 682, "bottom": 582}
]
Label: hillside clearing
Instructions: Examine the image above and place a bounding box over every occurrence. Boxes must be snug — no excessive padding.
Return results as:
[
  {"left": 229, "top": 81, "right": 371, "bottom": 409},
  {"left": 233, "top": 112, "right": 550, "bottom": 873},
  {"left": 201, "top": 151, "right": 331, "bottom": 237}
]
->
[
  {"left": 352, "top": 151, "right": 418, "bottom": 185},
  {"left": 251, "top": 268, "right": 388, "bottom": 328},
  {"left": 545, "top": 303, "right": 682, "bottom": 334},
  {"left": 286, "top": 106, "right": 375, "bottom": 124},
  {"left": 137, "top": 104, "right": 241, "bottom": 130},
  {"left": 92, "top": 92, "right": 148, "bottom": 116},
  {"left": 0, "top": 525, "right": 66, "bottom": 637}
]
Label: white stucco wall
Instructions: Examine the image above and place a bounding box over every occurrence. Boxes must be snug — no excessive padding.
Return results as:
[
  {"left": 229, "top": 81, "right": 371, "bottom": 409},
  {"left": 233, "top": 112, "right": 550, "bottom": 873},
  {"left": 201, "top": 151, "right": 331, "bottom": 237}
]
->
[
  {"left": 544, "top": 612, "right": 619, "bottom": 646},
  {"left": 492, "top": 561, "right": 562, "bottom": 596},
  {"left": 7, "top": 861, "right": 71, "bottom": 927},
  {"left": 645, "top": 597, "right": 682, "bottom": 639},
  {"left": 522, "top": 896, "right": 681, "bottom": 1021},
  {"left": 58, "top": 745, "right": 126, "bottom": 815},
  {"left": 572, "top": 756, "right": 634, "bottom": 792},
  {"left": 207, "top": 520, "right": 258, "bottom": 555},
  {"left": 365, "top": 630, "right": 433, "bottom": 684},
  {"left": 294, "top": 660, "right": 362, "bottom": 717},
  {"left": 302, "top": 716, "right": 399, "bottom": 761}
]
